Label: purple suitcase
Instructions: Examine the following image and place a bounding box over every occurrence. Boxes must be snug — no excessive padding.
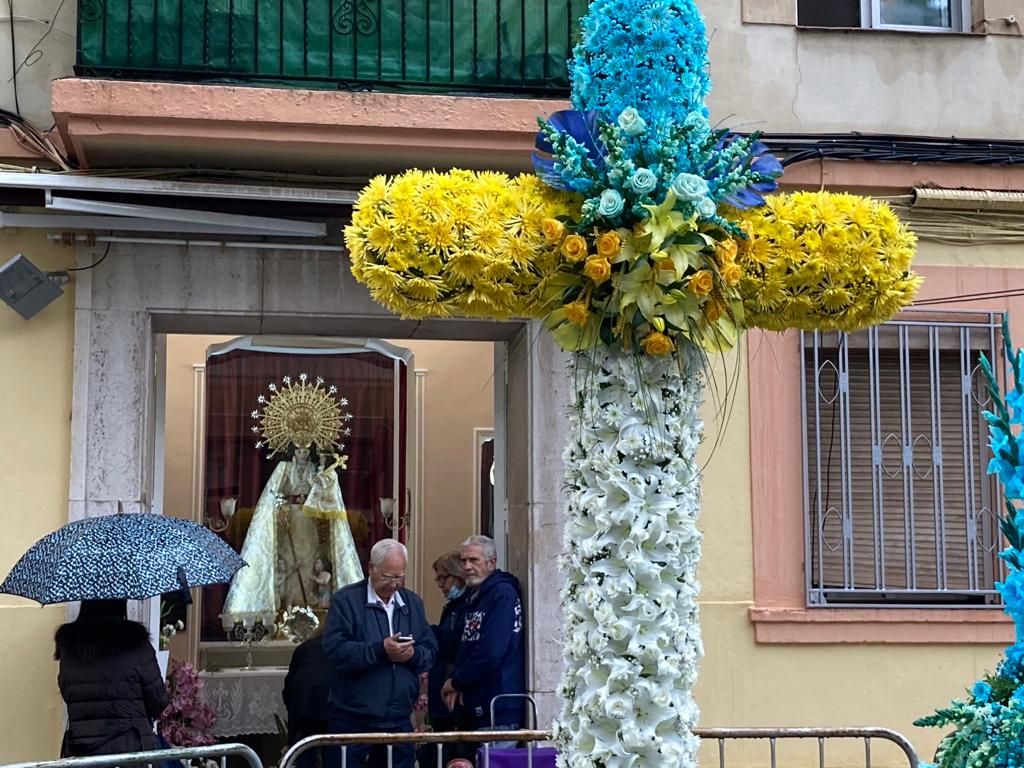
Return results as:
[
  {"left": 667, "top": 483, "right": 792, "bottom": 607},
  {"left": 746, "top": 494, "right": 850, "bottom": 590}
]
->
[{"left": 476, "top": 745, "right": 558, "bottom": 768}]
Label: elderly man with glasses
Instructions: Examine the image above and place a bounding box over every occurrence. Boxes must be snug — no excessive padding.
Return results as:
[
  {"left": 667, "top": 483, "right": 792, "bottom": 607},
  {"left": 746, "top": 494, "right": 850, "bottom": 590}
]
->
[{"left": 323, "top": 538, "right": 437, "bottom": 768}]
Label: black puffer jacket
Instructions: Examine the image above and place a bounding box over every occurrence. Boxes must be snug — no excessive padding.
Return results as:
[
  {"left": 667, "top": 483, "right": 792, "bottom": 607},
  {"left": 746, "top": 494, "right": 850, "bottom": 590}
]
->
[{"left": 55, "top": 618, "right": 170, "bottom": 756}]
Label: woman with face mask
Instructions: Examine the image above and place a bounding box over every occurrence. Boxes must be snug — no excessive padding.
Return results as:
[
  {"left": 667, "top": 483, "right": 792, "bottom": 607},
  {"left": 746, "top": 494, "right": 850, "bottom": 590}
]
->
[{"left": 418, "top": 552, "right": 469, "bottom": 765}]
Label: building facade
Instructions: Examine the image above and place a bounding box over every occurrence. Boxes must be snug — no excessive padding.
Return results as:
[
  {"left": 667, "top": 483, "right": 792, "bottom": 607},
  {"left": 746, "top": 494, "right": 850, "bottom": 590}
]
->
[{"left": 2, "top": 0, "right": 1024, "bottom": 762}]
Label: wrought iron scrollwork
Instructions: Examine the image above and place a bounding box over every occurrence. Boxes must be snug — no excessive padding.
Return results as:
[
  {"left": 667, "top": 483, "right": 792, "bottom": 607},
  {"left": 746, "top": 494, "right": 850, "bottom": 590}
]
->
[
  {"left": 332, "top": 0, "right": 378, "bottom": 36},
  {"left": 80, "top": 0, "right": 104, "bottom": 23}
]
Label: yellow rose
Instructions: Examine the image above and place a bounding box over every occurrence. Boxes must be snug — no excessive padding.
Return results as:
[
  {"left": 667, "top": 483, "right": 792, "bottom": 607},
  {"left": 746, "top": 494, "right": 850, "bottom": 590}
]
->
[
  {"left": 542, "top": 218, "right": 566, "bottom": 243},
  {"left": 641, "top": 331, "right": 675, "bottom": 356},
  {"left": 561, "top": 234, "right": 589, "bottom": 263},
  {"left": 583, "top": 256, "right": 612, "bottom": 286},
  {"left": 721, "top": 262, "right": 742, "bottom": 287},
  {"left": 596, "top": 231, "right": 622, "bottom": 259},
  {"left": 689, "top": 270, "right": 714, "bottom": 296},
  {"left": 715, "top": 238, "right": 738, "bottom": 264},
  {"left": 564, "top": 299, "right": 590, "bottom": 328}
]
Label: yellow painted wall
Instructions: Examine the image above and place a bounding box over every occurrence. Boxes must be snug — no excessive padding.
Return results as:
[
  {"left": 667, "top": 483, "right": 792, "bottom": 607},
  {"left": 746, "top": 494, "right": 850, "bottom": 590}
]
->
[
  {"left": 4, "top": 229, "right": 1017, "bottom": 762},
  {"left": 0, "top": 229, "right": 76, "bottom": 761},
  {"left": 693, "top": 238, "right": 1022, "bottom": 765}
]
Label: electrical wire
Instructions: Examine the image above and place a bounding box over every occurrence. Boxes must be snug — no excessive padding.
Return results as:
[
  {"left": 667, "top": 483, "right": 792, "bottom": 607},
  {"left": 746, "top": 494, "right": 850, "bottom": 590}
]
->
[
  {"left": 0, "top": 107, "right": 74, "bottom": 168},
  {"left": 66, "top": 241, "right": 111, "bottom": 272},
  {"left": 5, "top": 0, "right": 19, "bottom": 116},
  {"left": 751, "top": 132, "right": 1024, "bottom": 168}
]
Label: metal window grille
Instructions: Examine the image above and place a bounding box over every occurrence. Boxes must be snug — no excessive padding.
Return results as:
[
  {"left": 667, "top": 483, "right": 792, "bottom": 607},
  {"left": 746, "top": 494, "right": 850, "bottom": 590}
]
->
[{"left": 801, "top": 312, "right": 1005, "bottom": 607}]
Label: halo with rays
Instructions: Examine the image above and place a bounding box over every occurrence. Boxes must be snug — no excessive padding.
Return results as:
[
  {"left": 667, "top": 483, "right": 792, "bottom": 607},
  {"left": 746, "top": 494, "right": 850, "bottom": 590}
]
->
[{"left": 250, "top": 373, "right": 353, "bottom": 457}]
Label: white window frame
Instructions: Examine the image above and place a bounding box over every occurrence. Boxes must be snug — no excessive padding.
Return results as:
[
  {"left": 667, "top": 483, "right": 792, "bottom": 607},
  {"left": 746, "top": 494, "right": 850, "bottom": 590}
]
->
[{"left": 864, "top": 0, "right": 972, "bottom": 32}]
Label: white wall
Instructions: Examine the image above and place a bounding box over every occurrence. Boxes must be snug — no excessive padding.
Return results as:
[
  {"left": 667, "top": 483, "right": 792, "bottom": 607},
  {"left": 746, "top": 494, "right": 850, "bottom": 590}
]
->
[{"left": 1, "top": 0, "right": 77, "bottom": 128}]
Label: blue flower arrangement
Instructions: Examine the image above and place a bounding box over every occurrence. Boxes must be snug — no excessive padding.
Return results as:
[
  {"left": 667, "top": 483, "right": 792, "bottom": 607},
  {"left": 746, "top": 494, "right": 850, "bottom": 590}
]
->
[
  {"left": 916, "top": 319, "right": 1024, "bottom": 768},
  {"left": 532, "top": 108, "right": 781, "bottom": 233},
  {"left": 532, "top": 0, "right": 781, "bottom": 235},
  {"left": 569, "top": 0, "right": 711, "bottom": 128}
]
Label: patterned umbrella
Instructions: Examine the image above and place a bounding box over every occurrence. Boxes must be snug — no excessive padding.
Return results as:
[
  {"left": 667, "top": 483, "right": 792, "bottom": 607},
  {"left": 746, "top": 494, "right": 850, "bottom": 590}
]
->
[{"left": 0, "top": 513, "right": 246, "bottom": 604}]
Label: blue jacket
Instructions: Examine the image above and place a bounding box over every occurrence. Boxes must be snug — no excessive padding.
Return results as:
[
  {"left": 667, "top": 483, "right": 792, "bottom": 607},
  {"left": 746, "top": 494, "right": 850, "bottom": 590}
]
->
[
  {"left": 427, "top": 589, "right": 469, "bottom": 720},
  {"left": 451, "top": 570, "right": 525, "bottom": 727},
  {"left": 322, "top": 580, "right": 437, "bottom": 724}
]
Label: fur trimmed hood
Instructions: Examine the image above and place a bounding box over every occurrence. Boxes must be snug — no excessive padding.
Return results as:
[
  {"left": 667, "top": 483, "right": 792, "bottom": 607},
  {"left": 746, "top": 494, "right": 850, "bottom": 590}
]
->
[{"left": 55, "top": 618, "right": 152, "bottom": 661}]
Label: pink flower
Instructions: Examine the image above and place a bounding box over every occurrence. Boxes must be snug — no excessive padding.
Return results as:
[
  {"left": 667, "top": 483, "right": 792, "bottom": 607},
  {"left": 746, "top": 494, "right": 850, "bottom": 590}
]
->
[{"left": 160, "top": 659, "right": 218, "bottom": 747}]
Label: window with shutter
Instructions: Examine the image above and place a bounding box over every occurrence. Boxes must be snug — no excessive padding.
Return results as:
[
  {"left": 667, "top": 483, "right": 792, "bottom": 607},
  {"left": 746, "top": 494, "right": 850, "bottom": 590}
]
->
[{"left": 801, "top": 313, "right": 1005, "bottom": 606}]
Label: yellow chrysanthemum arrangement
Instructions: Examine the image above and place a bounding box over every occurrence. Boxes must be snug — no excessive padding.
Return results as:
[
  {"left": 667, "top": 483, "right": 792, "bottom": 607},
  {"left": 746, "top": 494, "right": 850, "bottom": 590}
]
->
[
  {"left": 737, "top": 191, "right": 922, "bottom": 333},
  {"left": 535, "top": 191, "right": 746, "bottom": 356},
  {"left": 343, "top": 170, "right": 580, "bottom": 319}
]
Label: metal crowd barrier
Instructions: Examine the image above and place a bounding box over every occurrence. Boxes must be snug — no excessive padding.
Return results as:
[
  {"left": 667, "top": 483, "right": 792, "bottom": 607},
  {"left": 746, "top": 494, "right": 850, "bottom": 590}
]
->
[
  {"left": 0, "top": 726, "right": 919, "bottom": 768},
  {"left": 695, "top": 727, "right": 921, "bottom": 768},
  {"left": 0, "top": 744, "right": 263, "bottom": 768},
  {"left": 279, "top": 729, "right": 550, "bottom": 768},
  {"left": 280, "top": 726, "right": 919, "bottom": 768}
]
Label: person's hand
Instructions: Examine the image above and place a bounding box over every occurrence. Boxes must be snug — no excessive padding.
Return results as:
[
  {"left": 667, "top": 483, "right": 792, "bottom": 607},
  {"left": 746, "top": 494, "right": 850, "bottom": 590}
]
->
[
  {"left": 384, "top": 633, "right": 415, "bottom": 663},
  {"left": 441, "top": 678, "right": 462, "bottom": 711}
]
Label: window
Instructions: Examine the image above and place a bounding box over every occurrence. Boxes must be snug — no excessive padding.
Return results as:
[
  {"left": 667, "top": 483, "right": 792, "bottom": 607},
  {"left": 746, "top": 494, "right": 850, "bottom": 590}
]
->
[
  {"left": 802, "top": 314, "right": 1004, "bottom": 606},
  {"left": 797, "top": 0, "right": 972, "bottom": 32}
]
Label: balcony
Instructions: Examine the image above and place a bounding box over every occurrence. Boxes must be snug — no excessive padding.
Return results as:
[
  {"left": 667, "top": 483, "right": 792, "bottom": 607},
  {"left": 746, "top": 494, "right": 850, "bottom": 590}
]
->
[{"left": 75, "top": 0, "right": 584, "bottom": 95}]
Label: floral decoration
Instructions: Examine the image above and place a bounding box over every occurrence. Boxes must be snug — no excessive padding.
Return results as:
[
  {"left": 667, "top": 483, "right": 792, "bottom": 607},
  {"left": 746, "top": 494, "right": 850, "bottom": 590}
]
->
[
  {"left": 341, "top": 0, "right": 922, "bottom": 763},
  {"left": 736, "top": 192, "right": 922, "bottom": 332},
  {"left": 916, "top": 321, "right": 1024, "bottom": 768},
  {"left": 160, "top": 660, "right": 217, "bottom": 747},
  {"left": 555, "top": 346, "right": 704, "bottom": 768},
  {"left": 160, "top": 619, "right": 184, "bottom": 651},
  {"left": 344, "top": 170, "right": 579, "bottom": 320}
]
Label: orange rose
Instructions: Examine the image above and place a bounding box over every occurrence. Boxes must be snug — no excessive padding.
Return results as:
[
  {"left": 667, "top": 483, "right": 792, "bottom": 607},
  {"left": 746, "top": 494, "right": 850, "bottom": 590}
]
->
[
  {"left": 721, "top": 262, "right": 742, "bottom": 287},
  {"left": 596, "top": 231, "right": 622, "bottom": 259},
  {"left": 641, "top": 331, "right": 675, "bottom": 356},
  {"left": 715, "top": 238, "right": 738, "bottom": 264},
  {"left": 656, "top": 257, "right": 676, "bottom": 273},
  {"left": 561, "top": 234, "right": 589, "bottom": 262},
  {"left": 702, "top": 299, "right": 725, "bottom": 323},
  {"left": 564, "top": 299, "right": 590, "bottom": 328},
  {"left": 583, "top": 257, "right": 612, "bottom": 286},
  {"left": 542, "top": 218, "right": 566, "bottom": 244},
  {"left": 689, "top": 270, "right": 714, "bottom": 296}
]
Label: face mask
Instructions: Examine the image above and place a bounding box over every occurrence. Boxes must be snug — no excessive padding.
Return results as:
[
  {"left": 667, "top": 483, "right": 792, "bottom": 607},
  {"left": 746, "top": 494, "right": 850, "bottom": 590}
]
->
[{"left": 447, "top": 585, "right": 465, "bottom": 600}]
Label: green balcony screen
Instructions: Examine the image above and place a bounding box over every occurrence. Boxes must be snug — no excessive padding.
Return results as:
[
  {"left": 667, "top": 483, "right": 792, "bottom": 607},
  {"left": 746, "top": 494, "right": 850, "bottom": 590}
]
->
[{"left": 77, "top": 0, "right": 583, "bottom": 93}]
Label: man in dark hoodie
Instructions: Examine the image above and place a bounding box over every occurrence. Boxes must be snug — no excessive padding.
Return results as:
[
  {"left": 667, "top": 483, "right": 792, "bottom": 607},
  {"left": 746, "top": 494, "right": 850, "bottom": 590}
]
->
[
  {"left": 441, "top": 535, "right": 525, "bottom": 741},
  {"left": 322, "top": 538, "right": 437, "bottom": 768}
]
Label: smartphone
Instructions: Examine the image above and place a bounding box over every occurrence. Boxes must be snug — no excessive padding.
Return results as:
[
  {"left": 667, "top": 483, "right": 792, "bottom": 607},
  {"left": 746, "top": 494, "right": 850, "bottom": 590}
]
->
[{"left": 397, "top": 634, "right": 415, "bottom": 643}]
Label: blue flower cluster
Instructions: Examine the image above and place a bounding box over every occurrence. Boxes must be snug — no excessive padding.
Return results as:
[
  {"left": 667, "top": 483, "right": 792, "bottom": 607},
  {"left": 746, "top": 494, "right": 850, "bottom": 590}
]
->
[
  {"left": 533, "top": 107, "right": 782, "bottom": 231},
  {"left": 569, "top": 0, "right": 711, "bottom": 128},
  {"left": 917, "top": 320, "right": 1024, "bottom": 768}
]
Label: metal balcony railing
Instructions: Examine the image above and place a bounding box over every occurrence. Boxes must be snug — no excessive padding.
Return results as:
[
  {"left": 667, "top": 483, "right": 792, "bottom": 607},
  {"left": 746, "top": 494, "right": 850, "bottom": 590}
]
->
[{"left": 76, "top": 0, "right": 584, "bottom": 94}]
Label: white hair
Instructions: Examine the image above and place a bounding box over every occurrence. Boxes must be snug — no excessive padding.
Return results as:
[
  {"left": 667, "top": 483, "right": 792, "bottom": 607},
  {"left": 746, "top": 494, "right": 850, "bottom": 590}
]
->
[
  {"left": 462, "top": 534, "right": 497, "bottom": 561},
  {"left": 370, "top": 538, "right": 407, "bottom": 566}
]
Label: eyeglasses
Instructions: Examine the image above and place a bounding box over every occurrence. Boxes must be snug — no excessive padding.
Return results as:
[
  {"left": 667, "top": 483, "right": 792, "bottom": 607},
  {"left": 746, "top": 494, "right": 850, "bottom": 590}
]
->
[
  {"left": 378, "top": 573, "right": 405, "bottom": 583},
  {"left": 434, "top": 574, "right": 453, "bottom": 585}
]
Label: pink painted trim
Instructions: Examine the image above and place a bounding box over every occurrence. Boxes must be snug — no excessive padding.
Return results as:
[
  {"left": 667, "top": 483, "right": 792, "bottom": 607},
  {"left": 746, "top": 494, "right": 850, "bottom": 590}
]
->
[
  {"left": 750, "top": 607, "right": 1013, "bottom": 644},
  {"left": 748, "top": 265, "right": 1024, "bottom": 643},
  {"left": 50, "top": 79, "right": 569, "bottom": 170}
]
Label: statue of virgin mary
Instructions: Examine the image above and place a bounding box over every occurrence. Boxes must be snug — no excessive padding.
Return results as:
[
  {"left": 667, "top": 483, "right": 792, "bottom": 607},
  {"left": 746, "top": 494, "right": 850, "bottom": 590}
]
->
[{"left": 220, "top": 374, "right": 363, "bottom": 632}]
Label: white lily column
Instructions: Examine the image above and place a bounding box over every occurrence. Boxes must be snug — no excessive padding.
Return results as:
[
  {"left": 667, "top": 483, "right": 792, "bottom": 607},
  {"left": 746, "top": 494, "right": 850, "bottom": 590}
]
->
[{"left": 555, "top": 345, "right": 705, "bottom": 767}]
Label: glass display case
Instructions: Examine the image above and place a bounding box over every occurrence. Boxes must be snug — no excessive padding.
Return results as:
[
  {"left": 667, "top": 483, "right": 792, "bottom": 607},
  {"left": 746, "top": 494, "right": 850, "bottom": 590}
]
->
[{"left": 198, "top": 338, "right": 410, "bottom": 654}]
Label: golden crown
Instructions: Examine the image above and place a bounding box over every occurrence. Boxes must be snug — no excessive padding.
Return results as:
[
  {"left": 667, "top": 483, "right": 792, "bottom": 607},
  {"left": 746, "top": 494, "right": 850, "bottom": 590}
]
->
[{"left": 251, "top": 373, "right": 353, "bottom": 457}]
